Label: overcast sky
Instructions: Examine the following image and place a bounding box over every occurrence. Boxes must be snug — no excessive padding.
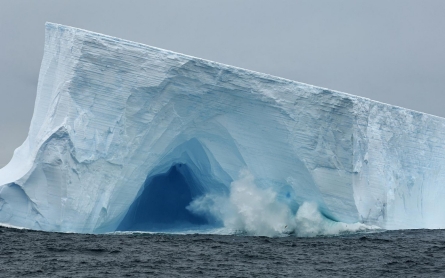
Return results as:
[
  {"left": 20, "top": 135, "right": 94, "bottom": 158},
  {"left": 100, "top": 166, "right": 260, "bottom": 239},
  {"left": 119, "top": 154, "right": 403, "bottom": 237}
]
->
[{"left": 1, "top": 0, "right": 445, "bottom": 167}]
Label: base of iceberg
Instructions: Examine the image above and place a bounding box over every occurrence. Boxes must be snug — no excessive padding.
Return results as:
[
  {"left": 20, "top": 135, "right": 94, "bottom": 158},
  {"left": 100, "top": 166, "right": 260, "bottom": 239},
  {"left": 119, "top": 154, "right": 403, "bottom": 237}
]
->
[{"left": 1, "top": 23, "right": 445, "bottom": 236}]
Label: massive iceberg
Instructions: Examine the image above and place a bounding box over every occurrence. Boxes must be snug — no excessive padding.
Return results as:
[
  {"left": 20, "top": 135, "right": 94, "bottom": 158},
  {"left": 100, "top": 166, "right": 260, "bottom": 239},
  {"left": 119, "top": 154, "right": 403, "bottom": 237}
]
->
[{"left": 1, "top": 23, "right": 445, "bottom": 235}]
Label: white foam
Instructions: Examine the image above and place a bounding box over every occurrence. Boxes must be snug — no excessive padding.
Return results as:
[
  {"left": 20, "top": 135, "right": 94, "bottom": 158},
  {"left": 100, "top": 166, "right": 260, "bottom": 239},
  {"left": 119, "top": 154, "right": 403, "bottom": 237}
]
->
[
  {"left": 188, "top": 170, "right": 377, "bottom": 237},
  {"left": 0, "top": 222, "right": 27, "bottom": 230}
]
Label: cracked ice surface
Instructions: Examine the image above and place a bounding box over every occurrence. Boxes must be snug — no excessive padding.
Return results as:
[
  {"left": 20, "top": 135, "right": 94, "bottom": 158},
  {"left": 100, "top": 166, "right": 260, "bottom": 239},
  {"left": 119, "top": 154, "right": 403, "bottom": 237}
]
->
[{"left": 1, "top": 23, "right": 445, "bottom": 234}]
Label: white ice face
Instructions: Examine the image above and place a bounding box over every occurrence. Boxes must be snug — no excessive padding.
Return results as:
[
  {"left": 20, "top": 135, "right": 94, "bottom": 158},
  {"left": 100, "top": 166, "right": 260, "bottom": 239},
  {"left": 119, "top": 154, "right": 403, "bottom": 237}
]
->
[{"left": 0, "top": 23, "right": 444, "bottom": 235}]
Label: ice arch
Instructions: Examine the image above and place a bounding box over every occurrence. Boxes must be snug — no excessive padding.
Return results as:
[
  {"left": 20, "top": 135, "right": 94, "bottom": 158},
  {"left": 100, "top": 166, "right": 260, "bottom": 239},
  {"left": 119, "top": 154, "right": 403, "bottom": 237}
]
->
[
  {"left": 116, "top": 138, "right": 230, "bottom": 232},
  {"left": 117, "top": 164, "right": 213, "bottom": 231}
]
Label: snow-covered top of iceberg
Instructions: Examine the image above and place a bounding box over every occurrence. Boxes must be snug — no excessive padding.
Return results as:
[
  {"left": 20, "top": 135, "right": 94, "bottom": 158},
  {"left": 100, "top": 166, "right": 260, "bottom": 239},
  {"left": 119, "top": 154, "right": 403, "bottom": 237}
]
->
[
  {"left": 1, "top": 23, "right": 445, "bottom": 235},
  {"left": 43, "top": 23, "right": 443, "bottom": 119}
]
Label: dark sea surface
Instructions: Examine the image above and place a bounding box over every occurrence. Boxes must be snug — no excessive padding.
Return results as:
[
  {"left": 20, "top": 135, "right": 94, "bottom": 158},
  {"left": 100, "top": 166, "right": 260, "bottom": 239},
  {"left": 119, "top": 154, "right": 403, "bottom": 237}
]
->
[{"left": 1, "top": 226, "right": 445, "bottom": 277}]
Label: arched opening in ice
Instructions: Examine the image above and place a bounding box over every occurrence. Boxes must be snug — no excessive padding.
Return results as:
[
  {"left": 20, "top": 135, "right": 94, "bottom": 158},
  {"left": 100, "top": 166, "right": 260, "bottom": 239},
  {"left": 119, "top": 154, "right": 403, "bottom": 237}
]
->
[
  {"left": 117, "top": 164, "right": 210, "bottom": 231},
  {"left": 116, "top": 138, "right": 232, "bottom": 232}
]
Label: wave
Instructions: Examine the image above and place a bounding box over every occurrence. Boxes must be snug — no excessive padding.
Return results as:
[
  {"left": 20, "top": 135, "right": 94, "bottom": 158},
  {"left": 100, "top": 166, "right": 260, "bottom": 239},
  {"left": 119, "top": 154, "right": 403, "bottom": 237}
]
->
[{"left": 187, "top": 169, "right": 379, "bottom": 237}]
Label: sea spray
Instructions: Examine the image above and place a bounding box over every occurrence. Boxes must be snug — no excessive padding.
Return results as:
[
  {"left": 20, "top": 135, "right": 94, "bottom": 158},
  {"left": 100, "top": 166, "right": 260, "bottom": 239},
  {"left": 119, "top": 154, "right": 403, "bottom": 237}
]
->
[{"left": 188, "top": 170, "right": 376, "bottom": 237}]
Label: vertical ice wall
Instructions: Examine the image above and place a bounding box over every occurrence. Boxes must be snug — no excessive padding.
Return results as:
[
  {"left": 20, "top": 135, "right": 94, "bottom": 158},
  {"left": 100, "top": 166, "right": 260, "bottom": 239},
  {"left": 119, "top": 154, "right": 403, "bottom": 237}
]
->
[
  {"left": 353, "top": 99, "right": 445, "bottom": 229},
  {"left": 0, "top": 23, "right": 445, "bottom": 233}
]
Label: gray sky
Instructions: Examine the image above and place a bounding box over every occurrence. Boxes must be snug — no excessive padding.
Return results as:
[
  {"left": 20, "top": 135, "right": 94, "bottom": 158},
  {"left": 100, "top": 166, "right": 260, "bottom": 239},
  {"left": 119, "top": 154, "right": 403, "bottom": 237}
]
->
[{"left": 1, "top": 0, "right": 445, "bottom": 167}]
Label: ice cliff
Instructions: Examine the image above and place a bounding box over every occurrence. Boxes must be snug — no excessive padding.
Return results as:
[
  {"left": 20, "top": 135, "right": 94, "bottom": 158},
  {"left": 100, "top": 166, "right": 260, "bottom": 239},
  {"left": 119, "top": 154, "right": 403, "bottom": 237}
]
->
[{"left": 1, "top": 23, "right": 445, "bottom": 235}]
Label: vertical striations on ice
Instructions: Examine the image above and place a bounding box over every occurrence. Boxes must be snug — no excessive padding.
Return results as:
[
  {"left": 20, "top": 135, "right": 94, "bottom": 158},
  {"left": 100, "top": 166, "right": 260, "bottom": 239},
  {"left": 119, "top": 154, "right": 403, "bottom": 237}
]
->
[{"left": 0, "top": 23, "right": 445, "bottom": 234}]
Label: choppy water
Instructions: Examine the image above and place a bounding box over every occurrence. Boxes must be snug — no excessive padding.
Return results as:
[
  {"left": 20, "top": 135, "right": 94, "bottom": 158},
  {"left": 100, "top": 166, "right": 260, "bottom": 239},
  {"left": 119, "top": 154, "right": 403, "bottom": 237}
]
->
[{"left": 1, "top": 226, "right": 445, "bottom": 277}]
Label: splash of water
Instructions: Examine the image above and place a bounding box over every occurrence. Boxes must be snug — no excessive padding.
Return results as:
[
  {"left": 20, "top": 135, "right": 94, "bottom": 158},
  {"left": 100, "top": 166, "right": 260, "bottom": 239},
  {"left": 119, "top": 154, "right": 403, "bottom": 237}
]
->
[{"left": 188, "top": 169, "right": 376, "bottom": 237}]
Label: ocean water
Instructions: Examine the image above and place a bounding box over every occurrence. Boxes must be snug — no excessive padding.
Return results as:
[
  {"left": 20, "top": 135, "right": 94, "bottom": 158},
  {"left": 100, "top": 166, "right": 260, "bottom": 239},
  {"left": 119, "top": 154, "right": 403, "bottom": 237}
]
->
[{"left": 0, "top": 226, "right": 444, "bottom": 277}]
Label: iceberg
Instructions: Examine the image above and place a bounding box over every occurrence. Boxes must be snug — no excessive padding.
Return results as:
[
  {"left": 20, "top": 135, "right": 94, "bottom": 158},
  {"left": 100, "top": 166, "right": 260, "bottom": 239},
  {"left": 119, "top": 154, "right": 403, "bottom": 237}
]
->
[{"left": 1, "top": 23, "right": 445, "bottom": 235}]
